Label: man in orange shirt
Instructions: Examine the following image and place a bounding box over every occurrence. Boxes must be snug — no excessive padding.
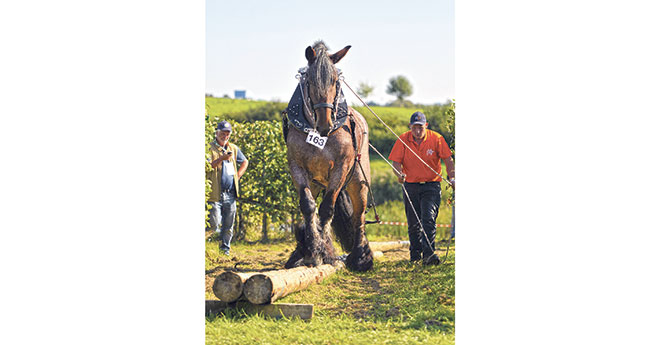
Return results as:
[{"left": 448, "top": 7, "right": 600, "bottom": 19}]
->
[{"left": 388, "top": 111, "right": 455, "bottom": 265}]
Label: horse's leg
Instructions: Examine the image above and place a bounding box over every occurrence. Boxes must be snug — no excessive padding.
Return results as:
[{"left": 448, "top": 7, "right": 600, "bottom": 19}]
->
[
  {"left": 285, "top": 163, "right": 325, "bottom": 268},
  {"left": 343, "top": 176, "right": 373, "bottom": 272},
  {"left": 317, "top": 167, "right": 352, "bottom": 264}
]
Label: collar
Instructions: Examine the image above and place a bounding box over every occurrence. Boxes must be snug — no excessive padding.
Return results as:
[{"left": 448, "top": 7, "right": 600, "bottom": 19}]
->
[{"left": 407, "top": 130, "right": 428, "bottom": 144}]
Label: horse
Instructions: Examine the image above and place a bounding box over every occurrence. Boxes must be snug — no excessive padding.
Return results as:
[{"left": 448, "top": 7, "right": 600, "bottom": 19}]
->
[{"left": 282, "top": 41, "right": 374, "bottom": 272}]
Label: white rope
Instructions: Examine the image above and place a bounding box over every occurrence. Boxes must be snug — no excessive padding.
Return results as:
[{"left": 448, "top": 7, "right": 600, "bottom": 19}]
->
[{"left": 341, "top": 78, "right": 450, "bottom": 184}]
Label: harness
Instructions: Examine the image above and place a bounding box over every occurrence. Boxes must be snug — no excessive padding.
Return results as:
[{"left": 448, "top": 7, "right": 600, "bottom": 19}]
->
[
  {"left": 281, "top": 67, "right": 381, "bottom": 224},
  {"left": 282, "top": 67, "right": 349, "bottom": 136}
]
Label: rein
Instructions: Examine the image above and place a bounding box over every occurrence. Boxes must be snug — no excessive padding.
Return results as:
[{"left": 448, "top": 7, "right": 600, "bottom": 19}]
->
[{"left": 296, "top": 67, "right": 343, "bottom": 129}]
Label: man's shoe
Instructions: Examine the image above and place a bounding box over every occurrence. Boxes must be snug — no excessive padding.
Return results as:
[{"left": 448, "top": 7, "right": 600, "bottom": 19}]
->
[
  {"left": 222, "top": 250, "right": 231, "bottom": 256},
  {"left": 423, "top": 254, "right": 440, "bottom": 266}
]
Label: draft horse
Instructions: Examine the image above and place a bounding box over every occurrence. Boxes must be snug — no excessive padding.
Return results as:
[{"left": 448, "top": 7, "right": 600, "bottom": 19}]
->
[{"left": 282, "top": 41, "right": 373, "bottom": 271}]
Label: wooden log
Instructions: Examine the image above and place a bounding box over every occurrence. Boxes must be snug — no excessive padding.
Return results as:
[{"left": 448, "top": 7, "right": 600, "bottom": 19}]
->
[
  {"left": 369, "top": 240, "right": 410, "bottom": 252},
  {"left": 372, "top": 251, "right": 384, "bottom": 260},
  {"left": 205, "top": 300, "right": 314, "bottom": 320},
  {"left": 243, "top": 261, "right": 345, "bottom": 305},
  {"left": 212, "top": 271, "right": 259, "bottom": 302}
]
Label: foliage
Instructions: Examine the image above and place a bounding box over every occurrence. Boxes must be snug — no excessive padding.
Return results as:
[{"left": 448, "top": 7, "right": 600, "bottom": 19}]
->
[
  {"left": 445, "top": 100, "right": 455, "bottom": 156},
  {"left": 205, "top": 115, "right": 297, "bottom": 240},
  {"left": 356, "top": 81, "right": 374, "bottom": 99},
  {"left": 386, "top": 75, "right": 413, "bottom": 102}
]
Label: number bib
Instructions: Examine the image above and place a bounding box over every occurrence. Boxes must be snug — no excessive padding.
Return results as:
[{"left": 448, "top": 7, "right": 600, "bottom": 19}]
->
[{"left": 305, "top": 131, "right": 328, "bottom": 149}]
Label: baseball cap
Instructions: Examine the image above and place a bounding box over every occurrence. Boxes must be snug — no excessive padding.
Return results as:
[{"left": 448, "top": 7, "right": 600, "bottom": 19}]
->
[
  {"left": 409, "top": 111, "right": 427, "bottom": 125},
  {"left": 216, "top": 120, "right": 232, "bottom": 132}
]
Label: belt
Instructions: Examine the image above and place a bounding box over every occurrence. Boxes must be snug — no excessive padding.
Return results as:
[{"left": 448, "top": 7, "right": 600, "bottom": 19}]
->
[{"left": 404, "top": 181, "right": 440, "bottom": 185}]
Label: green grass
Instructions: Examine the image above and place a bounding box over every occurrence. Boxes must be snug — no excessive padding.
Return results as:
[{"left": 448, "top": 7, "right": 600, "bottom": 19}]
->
[{"left": 206, "top": 241, "right": 454, "bottom": 345}]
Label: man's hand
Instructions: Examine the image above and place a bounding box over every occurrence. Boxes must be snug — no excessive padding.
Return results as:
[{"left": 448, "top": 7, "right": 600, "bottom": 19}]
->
[
  {"left": 449, "top": 177, "right": 455, "bottom": 189},
  {"left": 392, "top": 161, "right": 405, "bottom": 184},
  {"left": 221, "top": 151, "right": 233, "bottom": 161}
]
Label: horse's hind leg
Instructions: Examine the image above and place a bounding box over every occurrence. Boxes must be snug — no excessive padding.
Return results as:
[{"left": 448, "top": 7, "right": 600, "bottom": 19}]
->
[{"left": 344, "top": 179, "right": 373, "bottom": 272}]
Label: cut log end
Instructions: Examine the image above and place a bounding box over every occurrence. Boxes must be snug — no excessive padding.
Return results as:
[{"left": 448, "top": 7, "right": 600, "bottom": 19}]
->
[
  {"left": 243, "top": 274, "right": 274, "bottom": 305},
  {"left": 213, "top": 272, "right": 244, "bottom": 302}
]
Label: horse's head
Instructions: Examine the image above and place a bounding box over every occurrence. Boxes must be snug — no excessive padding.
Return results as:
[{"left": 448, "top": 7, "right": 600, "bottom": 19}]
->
[{"left": 305, "top": 41, "right": 351, "bottom": 136}]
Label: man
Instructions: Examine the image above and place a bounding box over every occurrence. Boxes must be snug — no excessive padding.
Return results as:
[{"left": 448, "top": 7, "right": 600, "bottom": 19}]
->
[
  {"left": 388, "top": 111, "right": 455, "bottom": 265},
  {"left": 206, "top": 120, "right": 249, "bottom": 256}
]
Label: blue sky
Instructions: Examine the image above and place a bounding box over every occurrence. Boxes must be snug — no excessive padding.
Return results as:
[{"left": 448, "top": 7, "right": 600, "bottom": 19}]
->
[{"left": 206, "top": 0, "right": 454, "bottom": 105}]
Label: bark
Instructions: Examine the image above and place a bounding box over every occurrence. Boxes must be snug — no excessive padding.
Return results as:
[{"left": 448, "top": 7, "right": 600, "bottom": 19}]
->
[{"left": 243, "top": 261, "right": 345, "bottom": 305}]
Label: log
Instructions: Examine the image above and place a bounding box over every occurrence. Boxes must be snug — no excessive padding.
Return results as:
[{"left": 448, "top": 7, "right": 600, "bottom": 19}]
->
[
  {"left": 212, "top": 271, "right": 260, "bottom": 302},
  {"left": 205, "top": 300, "right": 314, "bottom": 320},
  {"left": 369, "top": 241, "right": 410, "bottom": 252},
  {"left": 244, "top": 261, "right": 345, "bottom": 305},
  {"left": 372, "top": 251, "right": 384, "bottom": 260}
]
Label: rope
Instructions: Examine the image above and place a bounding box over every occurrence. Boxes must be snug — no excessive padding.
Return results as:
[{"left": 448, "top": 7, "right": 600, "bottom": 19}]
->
[
  {"left": 341, "top": 78, "right": 451, "bottom": 185},
  {"left": 341, "top": 77, "right": 454, "bottom": 263}
]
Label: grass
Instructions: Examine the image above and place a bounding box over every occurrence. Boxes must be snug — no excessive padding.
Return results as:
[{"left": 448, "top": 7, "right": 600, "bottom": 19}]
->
[{"left": 205, "top": 240, "right": 455, "bottom": 345}]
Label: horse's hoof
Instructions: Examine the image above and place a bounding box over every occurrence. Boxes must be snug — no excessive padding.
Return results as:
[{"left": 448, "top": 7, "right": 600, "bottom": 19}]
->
[
  {"left": 303, "top": 255, "right": 322, "bottom": 267},
  {"left": 346, "top": 250, "right": 373, "bottom": 272},
  {"left": 285, "top": 259, "right": 303, "bottom": 269}
]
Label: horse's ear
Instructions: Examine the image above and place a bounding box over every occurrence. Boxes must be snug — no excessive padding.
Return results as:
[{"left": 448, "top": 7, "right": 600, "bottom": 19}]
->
[
  {"left": 330, "top": 45, "right": 351, "bottom": 64},
  {"left": 305, "top": 46, "right": 316, "bottom": 65}
]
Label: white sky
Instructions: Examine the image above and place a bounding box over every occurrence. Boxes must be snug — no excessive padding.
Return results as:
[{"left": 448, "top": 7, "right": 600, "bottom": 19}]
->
[{"left": 206, "top": 0, "right": 454, "bottom": 105}]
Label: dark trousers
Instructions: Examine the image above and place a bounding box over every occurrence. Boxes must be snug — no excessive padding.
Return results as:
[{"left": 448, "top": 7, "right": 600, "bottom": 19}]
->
[{"left": 403, "top": 182, "right": 441, "bottom": 260}]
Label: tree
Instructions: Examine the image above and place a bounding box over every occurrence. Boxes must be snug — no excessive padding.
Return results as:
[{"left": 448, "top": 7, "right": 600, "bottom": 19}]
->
[
  {"left": 386, "top": 75, "right": 413, "bottom": 102},
  {"left": 356, "top": 82, "right": 374, "bottom": 99}
]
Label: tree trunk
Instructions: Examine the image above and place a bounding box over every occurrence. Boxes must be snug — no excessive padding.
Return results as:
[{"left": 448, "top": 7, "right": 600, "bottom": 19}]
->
[
  {"left": 236, "top": 203, "right": 246, "bottom": 241},
  {"left": 243, "top": 261, "right": 345, "bottom": 305},
  {"left": 261, "top": 212, "right": 269, "bottom": 243}
]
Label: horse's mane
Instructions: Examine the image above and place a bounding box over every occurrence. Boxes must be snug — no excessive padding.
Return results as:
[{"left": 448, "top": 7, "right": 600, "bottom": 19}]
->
[{"left": 308, "top": 40, "right": 336, "bottom": 96}]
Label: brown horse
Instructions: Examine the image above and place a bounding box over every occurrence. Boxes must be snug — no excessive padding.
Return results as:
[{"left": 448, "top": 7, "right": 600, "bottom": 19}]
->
[{"left": 282, "top": 41, "right": 373, "bottom": 272}]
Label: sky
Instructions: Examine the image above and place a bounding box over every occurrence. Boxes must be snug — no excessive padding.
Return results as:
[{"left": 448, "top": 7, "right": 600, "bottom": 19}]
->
[{"left": 206, "top": 0, "right": 454, "bottom": 105}]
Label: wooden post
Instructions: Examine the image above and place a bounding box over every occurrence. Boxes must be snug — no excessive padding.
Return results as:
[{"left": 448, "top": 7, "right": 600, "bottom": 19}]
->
[
  {"left": 212, "top": 271, "right": 260, "bottom": 303},
  {"left": 244, "top": 261, "right": 345, "bottom": 305}
]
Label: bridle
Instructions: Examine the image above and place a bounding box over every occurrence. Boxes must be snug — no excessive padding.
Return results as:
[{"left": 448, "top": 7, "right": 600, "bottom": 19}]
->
[{"left": 296, "top": 67, "right": 342, "bottom": 128}]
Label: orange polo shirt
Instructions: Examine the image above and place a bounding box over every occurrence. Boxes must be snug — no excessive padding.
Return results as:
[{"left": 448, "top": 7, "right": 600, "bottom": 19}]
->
[{"left": 388, "top": 130, "right": 452, "bottom": 183}]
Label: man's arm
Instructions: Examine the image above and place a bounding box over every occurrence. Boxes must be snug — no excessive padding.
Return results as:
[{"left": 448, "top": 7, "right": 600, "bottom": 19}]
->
[
  {"left": 442, "top": 156, "right": 455, "bottom": 188},
  {"left": 237, "top": 159, "right": 249, "bottom": 179},
  {"left": 392, "top": 161, "right": 406, "bottom": 184},
  {"left": 211, "top": 152, "right": 232, "bottom": 168}
]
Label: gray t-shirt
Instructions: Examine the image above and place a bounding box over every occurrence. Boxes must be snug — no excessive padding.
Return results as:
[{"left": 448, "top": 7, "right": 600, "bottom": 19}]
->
[{"left": 220, "top": 146, "right": 246, "bottom": 192}]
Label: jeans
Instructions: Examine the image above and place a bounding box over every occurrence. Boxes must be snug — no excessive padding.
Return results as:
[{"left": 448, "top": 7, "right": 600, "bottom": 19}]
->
[
  {"left": 403, "top": 182, "right": 441, "bottom": 260},
  {"left": 206, "top": 191, "right": 237, "bottom": 252}
]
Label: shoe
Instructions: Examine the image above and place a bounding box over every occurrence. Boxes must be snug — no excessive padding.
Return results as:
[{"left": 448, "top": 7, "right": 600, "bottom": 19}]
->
[
  {"left": 222, "top": 250, "right": 230, "bottom": 256},
  {"left": 423, "top": 254, "right": 440, "bottom": 266}
]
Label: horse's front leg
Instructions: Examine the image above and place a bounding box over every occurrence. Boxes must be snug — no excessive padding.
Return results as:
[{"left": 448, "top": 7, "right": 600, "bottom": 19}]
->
[
  {"left": 286, "top": 163, "right": 325, "bottom": 267},
  {"left": 344, "top": 175, "right": 373, "bottom": 271}
]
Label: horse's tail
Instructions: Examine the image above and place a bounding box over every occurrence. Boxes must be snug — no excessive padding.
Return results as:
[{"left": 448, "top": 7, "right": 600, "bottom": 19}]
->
[{"left": 331, "top": 189, "right": 354, "bottom": 252}]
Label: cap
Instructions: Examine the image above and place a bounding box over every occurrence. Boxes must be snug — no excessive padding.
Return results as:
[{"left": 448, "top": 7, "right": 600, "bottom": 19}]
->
[
  {"left": 216, "top": 120, "right": 232, "bottom": 132},
  {"left": 409, "top": 111, "right": 427, "bottom": 125}
]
